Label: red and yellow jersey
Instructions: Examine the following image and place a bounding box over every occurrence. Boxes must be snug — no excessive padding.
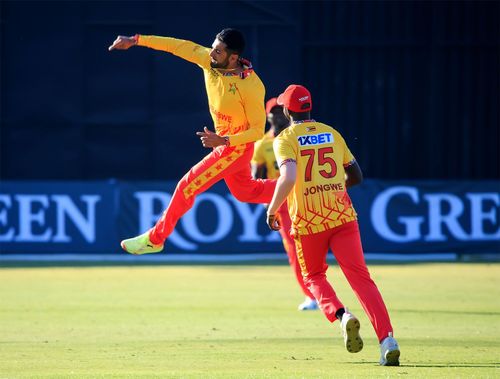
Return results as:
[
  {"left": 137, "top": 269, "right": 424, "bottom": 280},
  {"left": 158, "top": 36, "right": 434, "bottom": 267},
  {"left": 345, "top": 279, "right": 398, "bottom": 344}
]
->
[
  {"left": 251, "top": 133, "right": 280, "bottom": 179},
  {"left": 273, "top": 121, "right": 357, "bottom": 235},
  {"left": 138, "top": 35, "right": 266, "bottom": 146}
]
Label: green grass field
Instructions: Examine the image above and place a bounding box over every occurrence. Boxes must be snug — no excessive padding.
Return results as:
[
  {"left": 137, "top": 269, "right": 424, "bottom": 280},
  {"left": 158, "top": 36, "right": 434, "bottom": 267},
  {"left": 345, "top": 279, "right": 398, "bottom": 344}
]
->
[{"left": 1, "top": 262, "right": 499, "bottom": 378}]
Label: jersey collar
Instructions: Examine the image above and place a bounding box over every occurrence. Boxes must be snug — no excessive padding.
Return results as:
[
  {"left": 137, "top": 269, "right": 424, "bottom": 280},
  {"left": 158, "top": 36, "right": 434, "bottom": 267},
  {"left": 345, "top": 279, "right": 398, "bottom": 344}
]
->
[
  {"left": 292, "top": 119, "right": 316, "bottom": 125},
  {"left": 220, "top": 57, "right": 254, "bottom": 79}
]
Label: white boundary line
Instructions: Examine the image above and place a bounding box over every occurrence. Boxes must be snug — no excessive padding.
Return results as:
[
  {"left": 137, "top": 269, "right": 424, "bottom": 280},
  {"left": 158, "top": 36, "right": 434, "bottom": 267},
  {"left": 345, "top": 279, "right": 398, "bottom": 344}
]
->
[{"left": 0, "top": 252, "right": 460, "bottom": 263}]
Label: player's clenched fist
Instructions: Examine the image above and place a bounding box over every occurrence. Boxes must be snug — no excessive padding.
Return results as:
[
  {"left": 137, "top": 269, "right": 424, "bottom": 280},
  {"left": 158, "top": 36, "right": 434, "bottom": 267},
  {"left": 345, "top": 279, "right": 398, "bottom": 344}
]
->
[
  {"left": 108, "top": 35, "right": 137, "bottom": 51},
  {"left": 266, "top": 213, "right": 281, "bottom": 231}
]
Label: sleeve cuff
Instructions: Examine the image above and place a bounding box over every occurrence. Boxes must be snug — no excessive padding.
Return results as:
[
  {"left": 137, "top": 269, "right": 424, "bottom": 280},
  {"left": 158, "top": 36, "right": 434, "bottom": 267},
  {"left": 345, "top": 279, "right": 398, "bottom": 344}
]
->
[
  {"left": 343, "top": 159, "right": 356, "bottom": 168},
  {"left": 279, "top": 158, "right": 296, "bottom": 168}
]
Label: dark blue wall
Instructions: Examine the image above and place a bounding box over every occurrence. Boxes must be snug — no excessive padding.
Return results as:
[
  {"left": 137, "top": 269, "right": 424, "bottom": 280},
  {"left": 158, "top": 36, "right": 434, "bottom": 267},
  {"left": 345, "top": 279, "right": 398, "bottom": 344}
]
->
[
  {"left": 2, "top": 179, "right": 499, "bottom": 255},
  {"left": 1, "top": 1, "right": 498, "bottom": 180}
]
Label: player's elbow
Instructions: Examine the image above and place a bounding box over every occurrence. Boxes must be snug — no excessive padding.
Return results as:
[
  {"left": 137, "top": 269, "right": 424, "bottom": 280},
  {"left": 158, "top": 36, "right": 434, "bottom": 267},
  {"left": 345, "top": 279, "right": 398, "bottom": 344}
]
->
[
  {"left": 345, "top": 161, "right": 363, "bottom": 188},
  {"left": 348, "top": 173, "right": 363, "bottom": 187},
  {"left": 253, "top": 127, "right": 264, "bottom": 141}
]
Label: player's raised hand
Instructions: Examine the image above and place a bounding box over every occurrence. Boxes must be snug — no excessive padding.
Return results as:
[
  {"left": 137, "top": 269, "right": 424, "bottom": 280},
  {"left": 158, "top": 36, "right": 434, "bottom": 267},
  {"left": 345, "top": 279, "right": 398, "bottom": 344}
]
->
[
  {"left": 108, "top": 35, "right": 137, "bottom": 51},
  {"left": 196, "top": 127, "right": 227, "bottom": 148}
]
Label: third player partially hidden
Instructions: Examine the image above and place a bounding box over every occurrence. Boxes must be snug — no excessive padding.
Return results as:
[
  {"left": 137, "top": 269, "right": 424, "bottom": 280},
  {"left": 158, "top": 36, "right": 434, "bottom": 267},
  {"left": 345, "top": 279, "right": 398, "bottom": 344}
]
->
[
  {"left": 266, "top": 84, "right": 401, "bottom": 366},
  {"left": 252, "top": 98, "right": 318, "bottom": 311}
]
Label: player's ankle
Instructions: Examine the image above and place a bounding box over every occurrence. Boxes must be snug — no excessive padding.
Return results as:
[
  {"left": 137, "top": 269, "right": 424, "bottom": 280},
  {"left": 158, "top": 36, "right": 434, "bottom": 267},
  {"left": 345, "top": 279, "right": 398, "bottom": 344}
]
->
[
  {"left": 335, "top": 307, "right": 345, "bottom": 321},
  {"left": 148, "top": 232, "right": 162, "bottom": 246}
]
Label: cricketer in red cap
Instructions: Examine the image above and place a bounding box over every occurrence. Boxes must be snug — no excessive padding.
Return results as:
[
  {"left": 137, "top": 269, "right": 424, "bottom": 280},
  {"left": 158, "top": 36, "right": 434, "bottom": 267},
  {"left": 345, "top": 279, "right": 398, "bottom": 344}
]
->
[
  {"left": 266, "top": 83, "right": 400, "bottom": 366},
  {"left": 277, "top": 84, "right": 312, "bottom": 113},
  {"left": 265, "top": 97, "right": 279, "bottom": 114}
]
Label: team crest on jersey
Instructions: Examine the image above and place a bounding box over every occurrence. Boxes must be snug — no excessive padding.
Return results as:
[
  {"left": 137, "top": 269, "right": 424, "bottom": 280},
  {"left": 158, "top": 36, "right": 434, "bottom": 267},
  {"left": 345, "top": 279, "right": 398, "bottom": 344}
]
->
[
  {"left": 229, "top": 83, "right": 237, "bottom": 94},
  {"left": 297, "top": 132, "right": 333, "bottom": 146},
  {"left": 306, "top": 126, "right": 316, "bottom": 132}
]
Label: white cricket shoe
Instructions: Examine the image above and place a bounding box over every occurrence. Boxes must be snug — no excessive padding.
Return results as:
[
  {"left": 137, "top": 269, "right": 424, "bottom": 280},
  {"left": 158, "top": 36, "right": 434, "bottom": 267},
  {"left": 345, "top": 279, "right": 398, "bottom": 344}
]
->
[
  {"left": 298, "top": 297, "right": 319, "bottom": 311},
  {"left": 340, "top": 311, "right": 363, "bottom": 353},
  {"left": 379, "top": 333, "right": 400, "bottom": 366}
]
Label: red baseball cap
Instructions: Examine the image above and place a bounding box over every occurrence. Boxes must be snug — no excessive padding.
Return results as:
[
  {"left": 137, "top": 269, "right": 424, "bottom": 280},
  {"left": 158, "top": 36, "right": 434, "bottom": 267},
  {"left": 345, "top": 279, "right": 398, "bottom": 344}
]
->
[
  {"left": 277, "top": 84, "right": 312, "bottom": 113},
  {"left": 265, "top": 97, "right": 280, "bottom": 114}
]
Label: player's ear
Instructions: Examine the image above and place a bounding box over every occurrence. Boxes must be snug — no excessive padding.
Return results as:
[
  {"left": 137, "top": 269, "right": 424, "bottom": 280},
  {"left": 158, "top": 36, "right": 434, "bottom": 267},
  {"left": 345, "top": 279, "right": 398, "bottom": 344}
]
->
[{"left": 229, "top": 53, "right": 239, "bottom": 65}]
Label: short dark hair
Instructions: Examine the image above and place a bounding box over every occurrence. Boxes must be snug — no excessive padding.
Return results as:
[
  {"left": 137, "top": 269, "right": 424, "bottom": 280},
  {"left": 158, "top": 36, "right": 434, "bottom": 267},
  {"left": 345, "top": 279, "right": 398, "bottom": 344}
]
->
[
  {"left": 288, "top": 110, "right": 311, "bottom": 119},
  {"left": 216, "top": 28, "right": 245, "bottom": 55}
]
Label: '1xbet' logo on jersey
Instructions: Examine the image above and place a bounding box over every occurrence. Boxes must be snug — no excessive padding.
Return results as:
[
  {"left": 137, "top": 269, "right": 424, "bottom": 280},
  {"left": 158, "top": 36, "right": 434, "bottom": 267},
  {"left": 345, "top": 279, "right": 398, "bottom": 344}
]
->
[{"left": 297, "top": 133, "right": 333, "bottom": 146}]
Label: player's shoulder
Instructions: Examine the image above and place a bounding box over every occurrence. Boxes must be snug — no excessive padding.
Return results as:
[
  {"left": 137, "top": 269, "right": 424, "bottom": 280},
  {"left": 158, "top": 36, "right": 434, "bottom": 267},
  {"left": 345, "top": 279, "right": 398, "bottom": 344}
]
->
[
  {"left": 276, "top": 125, "right": 295, "bottom": 139},
  {"left": 313, "top": 122, "right": 345, "bottom": 140},
  {"left": 263, "top": 130, "right": 275, "bottom": 140},
  {"left": 311, "top": 121, "right": 334, "bottom": 131},
  {"left": 245, "top": 71, "right": 264, "bottom": 89},
  {"left": 255, "top": 133, "right": 273, "bottom": 150},
  {"left": 254, "top": 138, "right": 264, "bottom": 150},
  {"left": 238, "top": 72, "right": 264, "bottom": 99},
  {"left": 249, "top": 69, "right": 262, "bottom": 82},
  {"left": 262, "top": 135, "right": 274, "bottom": 146},
  {"left": 274, "top": 127, "right": 296, "bottom": 147},
  {"left": 256, "top": 131, "right": 273, "bottom": 144}
]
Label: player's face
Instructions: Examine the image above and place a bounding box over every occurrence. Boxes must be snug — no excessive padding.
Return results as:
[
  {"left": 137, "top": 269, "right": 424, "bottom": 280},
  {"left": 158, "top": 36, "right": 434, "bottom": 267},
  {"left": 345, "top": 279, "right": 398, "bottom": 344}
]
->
[
  {"left": 210, "top": 39, "right": 232, "bottom": 69},
  {"left": 267, "top": 107, "right": 288, "bottom": 130}
]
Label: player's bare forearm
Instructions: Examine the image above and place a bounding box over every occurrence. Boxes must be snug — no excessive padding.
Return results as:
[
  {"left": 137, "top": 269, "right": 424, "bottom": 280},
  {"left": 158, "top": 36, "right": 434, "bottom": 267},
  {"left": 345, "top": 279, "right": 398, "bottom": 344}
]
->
[
  {"left": 266, "top": 176, "right": 294, "bottom": 231},
  {"left": 268, "top": 176, "right": 294, "bottom": 215},
  {"left": 268, "top": 162, "right": 296, "bottom": 217}
]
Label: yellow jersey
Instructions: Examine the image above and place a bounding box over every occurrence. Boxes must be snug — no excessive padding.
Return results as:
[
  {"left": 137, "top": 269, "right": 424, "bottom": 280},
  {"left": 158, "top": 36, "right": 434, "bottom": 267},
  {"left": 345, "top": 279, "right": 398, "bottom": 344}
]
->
[
  {"left": 138, "top": 35, "right": 265, "bottom": 146},
  {"left": 273, "top": 121, "right": 357, "bottom": 235},
  {"left": 251, "top": 133, "right": 280, "bottom": 179}
]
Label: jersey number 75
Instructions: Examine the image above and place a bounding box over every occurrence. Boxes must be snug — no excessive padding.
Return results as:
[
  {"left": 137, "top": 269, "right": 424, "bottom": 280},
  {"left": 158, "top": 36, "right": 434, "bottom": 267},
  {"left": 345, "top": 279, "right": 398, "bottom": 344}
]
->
[{"left": 300, "top": 147, "right": 337, "bottom": 182}]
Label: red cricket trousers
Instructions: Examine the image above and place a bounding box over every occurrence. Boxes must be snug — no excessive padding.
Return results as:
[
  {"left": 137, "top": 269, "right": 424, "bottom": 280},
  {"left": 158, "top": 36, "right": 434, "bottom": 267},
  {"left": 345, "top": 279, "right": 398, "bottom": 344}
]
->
[
  {"left": 149, "top": 143, "right": 276, "bottom": 244},
  {"left": 294, "top": 221, "right": 394, "bottom": 342},
  {"left": 277, "top": 203, "right": 315, "bottom": 299}
]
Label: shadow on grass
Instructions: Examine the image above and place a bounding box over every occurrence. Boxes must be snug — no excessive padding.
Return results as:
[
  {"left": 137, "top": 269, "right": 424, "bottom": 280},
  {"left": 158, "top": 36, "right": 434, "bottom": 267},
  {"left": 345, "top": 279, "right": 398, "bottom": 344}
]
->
[
  {"left": 395, "top": 309, "right": 500, "bottom": 316},
  {"left": 346, "top": 362, "right": 500, "bottom": 368},
  {"left": 405, "top": 363, "right": 500, "bottom": 368},
  {"left": 1, "top": 260, "right": 499, "bottom": 269}
]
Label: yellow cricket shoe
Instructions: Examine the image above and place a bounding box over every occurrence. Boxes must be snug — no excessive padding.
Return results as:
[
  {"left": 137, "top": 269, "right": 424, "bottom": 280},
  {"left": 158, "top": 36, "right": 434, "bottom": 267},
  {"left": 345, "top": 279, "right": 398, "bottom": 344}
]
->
[{"left": 120, "top": 231, "right": 164, "bottom": 255}]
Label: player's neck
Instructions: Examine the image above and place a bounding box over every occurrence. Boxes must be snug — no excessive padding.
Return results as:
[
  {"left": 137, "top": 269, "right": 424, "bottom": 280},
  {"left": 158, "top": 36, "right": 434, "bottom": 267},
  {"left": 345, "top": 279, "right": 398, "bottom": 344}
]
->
[
  {"left": 290, "top": 113, "right": 313, "bottom": 124},
  {"left": 218, "top": 61, "right": 243, "bottom": 74}
]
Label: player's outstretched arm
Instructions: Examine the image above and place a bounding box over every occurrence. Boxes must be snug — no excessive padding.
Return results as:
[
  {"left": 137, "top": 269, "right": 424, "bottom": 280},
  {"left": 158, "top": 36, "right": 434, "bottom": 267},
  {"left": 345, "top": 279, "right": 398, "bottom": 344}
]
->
[{"left": 108, "top": 35, "right": 137, "bottom": 51}]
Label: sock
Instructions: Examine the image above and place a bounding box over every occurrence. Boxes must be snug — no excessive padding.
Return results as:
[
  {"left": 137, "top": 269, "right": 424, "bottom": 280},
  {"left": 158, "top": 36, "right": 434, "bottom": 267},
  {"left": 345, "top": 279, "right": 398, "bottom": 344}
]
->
[{"left": 335, "top": 307, "right": 345, "bottom": 321}]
